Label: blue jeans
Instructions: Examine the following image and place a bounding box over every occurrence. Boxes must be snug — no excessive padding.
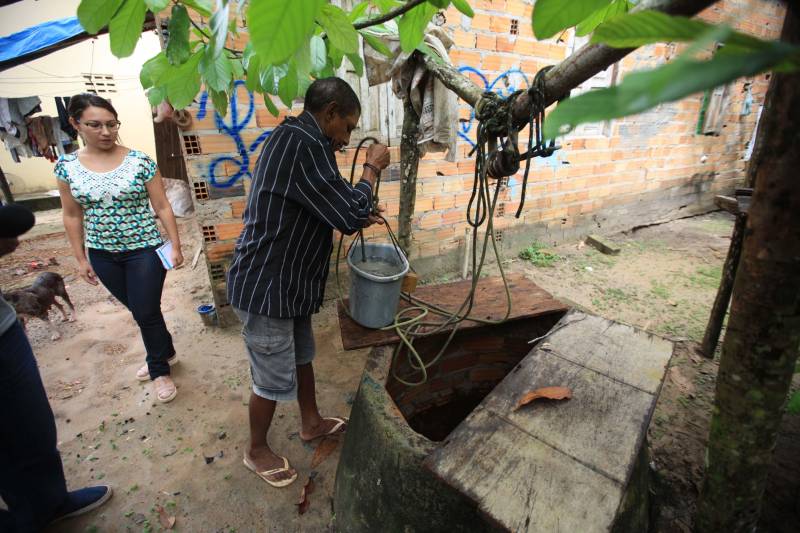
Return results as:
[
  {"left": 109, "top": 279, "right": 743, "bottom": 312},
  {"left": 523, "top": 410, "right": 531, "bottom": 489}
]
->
[
  {"left": 0, "top": 322, "right": 68, "bottom": 531},
  {"left": 89, "top": 246, "right": 175, "bottom": 379}
]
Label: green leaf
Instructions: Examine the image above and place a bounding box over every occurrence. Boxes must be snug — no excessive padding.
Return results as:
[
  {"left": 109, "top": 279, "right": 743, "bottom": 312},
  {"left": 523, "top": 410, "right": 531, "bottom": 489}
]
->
[
  {"left": 242, "top": 41, "right": 255, "bottom": 69},
  {"left": 372, "top": 0, "right": 401, "bottom": 14},
  {"left": 77, "top": 0, "right": 123, "bottom": 34},
  {"left": 319, "top": 56, "right": 336, "bottom": 78},
  {"left": 144, "top": 0, "right": 169, "bottom": 11},
  {"left": 245, "top": 53, "right": 261, "bottom": 92},
  {"left": 429, "top": 0, "right": 449, "bottom": 7},
  {"left": 328, "top": 44, "right": 344, "bottom": 69},
  {"left": 248, "top": 0, "right": 324, "bottom": 65},
  {"left": 317, "top": 4, "right": 360, "bottom": 55},
  {"left": 278, "top": 67, "right": 299, "bottom": 108},
  {"left": 210, "top": 88, "right": 229, "bottom": 117},
  {"left": 166, "top": 5, "right": 191, "bottom": 65},
  {"left": 543, "top": 35, "right": 796, "bottom": 138},
  {"left": 310, "top": 35, "right": 327, "bottom": 73},
  {"left": 451, "top": 0, "right": 474, "bottom": 17},
  {"left": 209, "top": 0, "right": 230, "bottom": 58},
  {"left": 349, "top": 1, "right": 370, "bottom": 22},
  {"left": 230, "top": 56, "right": 244, "bottom": 79},
  {"left": 262, "top": 92, "right": 280, "bottom": 117},
  {"left": 346, "top": 52, "right": 364, "bottom": 77},
  {"left": 146, "top": 86, "right": 166, "bottom": 106},
  {"left": 200, "top": 48, "right": 233, "bottom": 92},
  {"left": 183, "top": 0, "right": 212, "bottom": 17},
  {"left": 398, "top": 1, "right": 438, "bottom": 53},
  {"left": 576, "top": 0, "right": 629, "bottom": 37},
  {"left": 295, "top": 42, "right": 312, "bottom": 80},
  {"left": 165, "top": 51, "right": 204, "bottom": 109},
  {"left": 360, "top": 31, "right": 393, "bottom": 57},
  {"left": 788, "top": 391, "right": 800, "bottom": 414},
  {"left": 259, "top": 63, "right": 287, "bottom": 94},
  {"left": 109, "top": 0, "right": 148, "bottom": 58},
  {"left": 532, "top": 0, "right": 611, "bottom": 40},
  {"left": 140, "top": 52, "right": 170, "bottom": 89},
  {"left": 592, "top": 10, "right": 768, "bottom": 50}
]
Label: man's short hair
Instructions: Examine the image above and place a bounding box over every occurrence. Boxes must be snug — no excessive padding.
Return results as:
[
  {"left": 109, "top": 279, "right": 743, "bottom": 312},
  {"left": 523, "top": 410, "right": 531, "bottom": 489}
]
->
[{"left": 304, "top": 77, "right": 361, "bottom": 117}]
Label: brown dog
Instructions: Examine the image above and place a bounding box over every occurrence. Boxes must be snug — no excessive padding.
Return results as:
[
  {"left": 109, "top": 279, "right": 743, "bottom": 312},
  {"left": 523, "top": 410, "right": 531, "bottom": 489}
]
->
[{"left": 4, "top": 272, "right": 75, "bottom": 339}]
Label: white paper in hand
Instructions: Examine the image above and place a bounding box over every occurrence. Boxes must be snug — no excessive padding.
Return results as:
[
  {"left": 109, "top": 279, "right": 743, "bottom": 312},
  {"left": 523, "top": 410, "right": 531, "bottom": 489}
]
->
[{"left": 156, "top": 241, "right": 174, "bottom": 270}]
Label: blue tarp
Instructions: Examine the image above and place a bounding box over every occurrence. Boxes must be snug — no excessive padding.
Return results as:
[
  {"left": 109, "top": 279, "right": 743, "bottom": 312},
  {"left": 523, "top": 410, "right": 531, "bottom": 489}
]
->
[{"left": 0, "top": 16, "right": 85, "bottom": 65}]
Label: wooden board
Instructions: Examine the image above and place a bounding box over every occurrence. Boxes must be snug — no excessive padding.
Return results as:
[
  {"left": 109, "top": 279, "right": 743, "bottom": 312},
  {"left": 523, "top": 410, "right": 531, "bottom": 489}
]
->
[
  {"left": 424, "top": 310, "right": 673, "bottom": 533},
  {"left": 337, "top": 274, "right": 568, "bottom": 351}
]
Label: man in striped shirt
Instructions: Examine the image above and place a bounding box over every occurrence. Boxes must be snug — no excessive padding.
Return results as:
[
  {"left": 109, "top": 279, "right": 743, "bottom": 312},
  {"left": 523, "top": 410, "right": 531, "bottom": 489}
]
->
[{"left": 227, "top": 77, "right": 390, "bottom": 487}]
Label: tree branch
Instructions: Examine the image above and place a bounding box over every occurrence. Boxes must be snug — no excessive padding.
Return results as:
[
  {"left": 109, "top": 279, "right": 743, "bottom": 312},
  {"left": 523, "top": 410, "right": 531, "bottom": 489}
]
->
[
  {"left": 354, "top": 0, "right": 428, "bottom": 30},
  {"left": 422, "top": 0, "right": 719, "bottom": 129}
]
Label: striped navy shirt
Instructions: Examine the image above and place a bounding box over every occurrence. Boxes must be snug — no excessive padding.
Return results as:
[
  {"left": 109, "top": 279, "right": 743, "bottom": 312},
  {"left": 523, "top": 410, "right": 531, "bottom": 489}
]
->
[{"left": 227, "top": 111, "right": 373, "bottom": 317}]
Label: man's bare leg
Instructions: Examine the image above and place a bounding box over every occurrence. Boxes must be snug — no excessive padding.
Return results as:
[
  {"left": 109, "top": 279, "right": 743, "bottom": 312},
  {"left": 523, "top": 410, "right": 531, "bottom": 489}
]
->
[
  {"left": 246, "top": 392, "right": 295, "bottom": 481},
  {"left": 297, "top": 363, "right": 346, "bottom": 440}
]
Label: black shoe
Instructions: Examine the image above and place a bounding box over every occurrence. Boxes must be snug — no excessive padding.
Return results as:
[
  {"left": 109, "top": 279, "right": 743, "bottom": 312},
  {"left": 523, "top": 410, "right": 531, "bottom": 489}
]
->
[{"left": 50, "top": 485, "right": 113, "bottom": 524}]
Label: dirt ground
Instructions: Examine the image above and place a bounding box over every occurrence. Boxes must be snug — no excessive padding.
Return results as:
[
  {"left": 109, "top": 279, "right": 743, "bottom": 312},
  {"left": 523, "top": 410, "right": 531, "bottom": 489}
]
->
[{"left": 2, "top": 210, "right": 797, "bottom": 532}]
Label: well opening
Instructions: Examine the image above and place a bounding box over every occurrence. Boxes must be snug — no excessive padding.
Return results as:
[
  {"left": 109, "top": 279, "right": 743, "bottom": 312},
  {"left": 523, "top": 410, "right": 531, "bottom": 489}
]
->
[{"left": 385, "top": 313, "right": 565, "bottom": 441}]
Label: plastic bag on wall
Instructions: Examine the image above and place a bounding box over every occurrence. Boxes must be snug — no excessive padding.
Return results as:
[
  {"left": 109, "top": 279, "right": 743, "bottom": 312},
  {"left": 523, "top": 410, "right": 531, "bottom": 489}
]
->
[{"left": 162, "top": 177, "right": 194, "bottom": 217}]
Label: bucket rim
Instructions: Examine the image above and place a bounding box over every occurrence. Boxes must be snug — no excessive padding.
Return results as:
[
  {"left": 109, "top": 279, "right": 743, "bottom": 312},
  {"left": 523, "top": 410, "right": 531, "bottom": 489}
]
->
[
  {"left": 347, "top": 242, "right": 409, "bottom": 283},
  {"left": 197, "top": 304, "right": 215, "bottom": 314}
]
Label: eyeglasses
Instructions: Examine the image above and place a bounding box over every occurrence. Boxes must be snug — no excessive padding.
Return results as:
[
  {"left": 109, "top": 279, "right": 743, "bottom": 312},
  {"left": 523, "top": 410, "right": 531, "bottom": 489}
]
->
[{"left": 78, "top": 120, "right": 121, "bottom": 131}]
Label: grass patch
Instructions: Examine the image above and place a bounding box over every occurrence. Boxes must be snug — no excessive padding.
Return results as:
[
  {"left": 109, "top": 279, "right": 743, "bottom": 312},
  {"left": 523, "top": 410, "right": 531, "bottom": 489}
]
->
[
  {"left": 650, "top": 281, "right": 670, "bottom": 299},
  {"left": 519, "top": 242, "right": 562, "bottom": 267},
  {"left": 678, "top": 265, "right": 723, "bottom": 289}
]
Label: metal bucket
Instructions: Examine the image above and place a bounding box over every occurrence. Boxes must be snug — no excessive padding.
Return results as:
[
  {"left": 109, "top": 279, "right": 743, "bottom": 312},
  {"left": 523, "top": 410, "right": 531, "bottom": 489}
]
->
[
  {"left": 197, "top": 304, "right": 217, "bottom": 326},
  {"left": 347, "top": 242, "right": 409, "bottom": 329}
]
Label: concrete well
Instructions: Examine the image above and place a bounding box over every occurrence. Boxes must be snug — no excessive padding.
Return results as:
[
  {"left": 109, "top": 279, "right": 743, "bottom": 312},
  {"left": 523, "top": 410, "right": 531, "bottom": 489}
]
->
[{"left": 333, "top": 314, "right": 565, "bottom": 532}]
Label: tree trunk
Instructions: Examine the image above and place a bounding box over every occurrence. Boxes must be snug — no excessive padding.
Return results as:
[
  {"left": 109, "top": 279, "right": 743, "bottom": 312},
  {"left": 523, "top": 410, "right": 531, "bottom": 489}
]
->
[
  {"left": 695, "top": 5, "right": 800, "bottom": 531},
  {"left": 398, "top": 100, "right": 420, "bottom": 251}
]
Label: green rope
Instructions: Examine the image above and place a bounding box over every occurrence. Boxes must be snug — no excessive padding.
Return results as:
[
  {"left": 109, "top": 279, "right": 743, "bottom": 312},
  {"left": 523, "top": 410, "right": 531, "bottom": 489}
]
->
[{"left": 336, "top": 69, "right": 558, "bottom": 386}]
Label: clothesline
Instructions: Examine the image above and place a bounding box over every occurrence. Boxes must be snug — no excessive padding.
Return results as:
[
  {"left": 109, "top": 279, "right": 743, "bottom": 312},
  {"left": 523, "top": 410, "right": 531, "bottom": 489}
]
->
[{"left": 0, "top": 94, "right": 79, "bottom": 163}]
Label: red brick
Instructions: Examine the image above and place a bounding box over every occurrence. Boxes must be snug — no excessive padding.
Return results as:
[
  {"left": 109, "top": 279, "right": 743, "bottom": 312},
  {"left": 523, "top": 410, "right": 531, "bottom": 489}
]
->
[{"left": 441, "top": 353, "right": 479, "bottom": 374}]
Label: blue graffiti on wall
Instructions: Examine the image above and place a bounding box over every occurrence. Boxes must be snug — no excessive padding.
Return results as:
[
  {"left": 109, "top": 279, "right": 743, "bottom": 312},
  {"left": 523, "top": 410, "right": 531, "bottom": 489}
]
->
[
  {"left": 456, "top": 67, "right": 530, "bottom": 149},
  {"left": 197, "top": 80, "right": 272, "bottom": 188}
]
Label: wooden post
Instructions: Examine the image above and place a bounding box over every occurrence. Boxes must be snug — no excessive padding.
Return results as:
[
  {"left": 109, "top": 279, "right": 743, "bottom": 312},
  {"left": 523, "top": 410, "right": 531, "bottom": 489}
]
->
[
  {"left": 700, "top": 210, "right": 746, "bottom": 357},
  {"left": 398, "top": 100, "right": 420, "bottom": 252},
  {"left": 0, "top": 166, "right": 14, "bottom": 204},
  {"left": 696, "top": 5, "right": 800, "bottom": 530}
]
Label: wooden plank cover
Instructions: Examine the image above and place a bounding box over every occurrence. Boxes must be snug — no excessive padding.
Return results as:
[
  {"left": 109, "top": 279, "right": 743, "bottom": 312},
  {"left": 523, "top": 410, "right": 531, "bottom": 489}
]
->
[
  {"left": 424, "top": 310, "right": 673, "bottom": 533},
  {"left": 337, "top": 274, "right": 568, "bottom": 351}
]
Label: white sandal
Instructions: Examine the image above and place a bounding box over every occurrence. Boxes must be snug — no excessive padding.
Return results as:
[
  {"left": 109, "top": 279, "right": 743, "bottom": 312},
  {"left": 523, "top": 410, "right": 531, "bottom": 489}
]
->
[
  {"left": 136, "top": 356, "right": 178, "bottom": 381},
  {"left": 153, "top": 376, "right": 177, "bottom": 403}
]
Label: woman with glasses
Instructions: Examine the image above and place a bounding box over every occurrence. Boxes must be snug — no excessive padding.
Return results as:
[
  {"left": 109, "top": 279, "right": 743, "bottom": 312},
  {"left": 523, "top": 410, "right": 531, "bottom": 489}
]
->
[{"left": 55, "top": 93, "right": 183, "bottom": 403}]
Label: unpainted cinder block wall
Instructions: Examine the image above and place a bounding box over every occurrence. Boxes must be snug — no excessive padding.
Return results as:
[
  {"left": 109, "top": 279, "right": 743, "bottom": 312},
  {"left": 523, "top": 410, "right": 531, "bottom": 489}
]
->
[{"left": 173, "top": 0, "right": 785, "bottom": 325}]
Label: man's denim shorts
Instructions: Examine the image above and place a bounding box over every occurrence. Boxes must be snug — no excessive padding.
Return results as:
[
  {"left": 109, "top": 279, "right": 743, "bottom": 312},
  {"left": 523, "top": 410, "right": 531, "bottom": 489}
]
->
[{"left": 233, "top": 308, "right": 315, "bottom": 401}]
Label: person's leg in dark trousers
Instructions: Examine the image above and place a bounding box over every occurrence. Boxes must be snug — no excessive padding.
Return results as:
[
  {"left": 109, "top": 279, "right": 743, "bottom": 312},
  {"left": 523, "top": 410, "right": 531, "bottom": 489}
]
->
[
  {"left": 89, "top": 247, "right": 175, "bottom": 380},
  {"left": 0, "top": 322, "right": 68, "bottom": 531}
]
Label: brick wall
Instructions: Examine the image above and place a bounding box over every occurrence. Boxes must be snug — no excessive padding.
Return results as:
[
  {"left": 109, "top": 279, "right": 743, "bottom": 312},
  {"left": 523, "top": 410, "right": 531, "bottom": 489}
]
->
[{"left": 176, "top": 0, "right": 785, "bottom": 325}]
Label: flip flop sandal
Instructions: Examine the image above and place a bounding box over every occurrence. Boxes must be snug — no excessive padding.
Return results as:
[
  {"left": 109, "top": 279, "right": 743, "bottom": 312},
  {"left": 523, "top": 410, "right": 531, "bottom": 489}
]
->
[
  {"left": 136, "top": 356, "right": 178, "bottom": 382},
  {"left": 301, "top": 416, "right": 348, "bottom": 442},
  {"left": 154, "top": 377, "right": 177, "bottom": 403},
  {"left": 243, "top": 454, "right": 297, "bottom": 488}
]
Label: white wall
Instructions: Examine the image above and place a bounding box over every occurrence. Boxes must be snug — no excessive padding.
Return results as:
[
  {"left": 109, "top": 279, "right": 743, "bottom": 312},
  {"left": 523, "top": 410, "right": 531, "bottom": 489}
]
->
[{"left": 0, "top": 0, "right": 160, "bottom": 195}]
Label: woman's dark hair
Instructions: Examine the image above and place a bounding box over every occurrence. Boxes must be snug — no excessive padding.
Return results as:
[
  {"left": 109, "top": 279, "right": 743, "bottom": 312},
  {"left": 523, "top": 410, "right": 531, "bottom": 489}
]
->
[{"left": 67, "top": 93, "right": 119, "bottom": 121}]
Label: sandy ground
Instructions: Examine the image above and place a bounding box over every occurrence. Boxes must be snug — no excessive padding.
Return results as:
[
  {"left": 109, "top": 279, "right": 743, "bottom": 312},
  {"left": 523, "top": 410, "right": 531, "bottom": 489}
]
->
[{"left": 2, "top": 210, "right": 797, "bottom": 532}]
